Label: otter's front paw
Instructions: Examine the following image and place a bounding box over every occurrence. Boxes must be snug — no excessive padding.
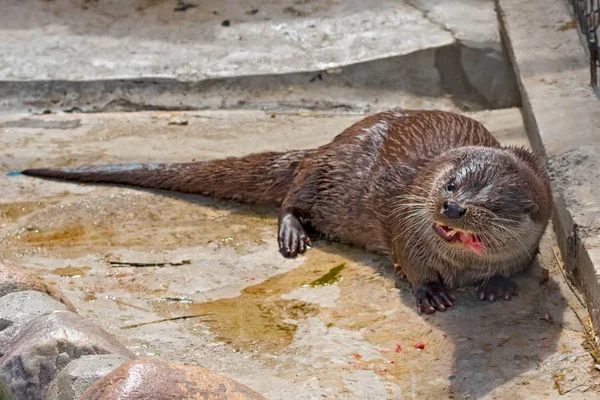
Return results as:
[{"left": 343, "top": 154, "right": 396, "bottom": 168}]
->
[
  {"left": 277, "top": 213, "right": 311, "bottom": 258},
  {"left": 475, "top": 275, "right": 519, "bottom": 302},
  {"left": 415, "top": 282, "right": 455, "bottom": 314}
]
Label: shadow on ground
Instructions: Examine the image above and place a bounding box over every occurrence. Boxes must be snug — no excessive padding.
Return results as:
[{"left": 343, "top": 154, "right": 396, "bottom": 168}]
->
[{"left": 298, "top": 237, "right": 567, "bottom": 398}]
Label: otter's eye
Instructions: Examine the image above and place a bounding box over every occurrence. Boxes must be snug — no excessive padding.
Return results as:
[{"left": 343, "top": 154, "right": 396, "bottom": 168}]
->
[{"left": 446, "top": 182, "right": 455, "bottom": 191}]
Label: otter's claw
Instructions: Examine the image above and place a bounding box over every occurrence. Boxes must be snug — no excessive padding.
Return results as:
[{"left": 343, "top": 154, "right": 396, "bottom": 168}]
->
[
  {"left": 278, "top": 213, "right": 311, "bottom": 258},
  {"left": 475, "top": 276, "right": 519, "bottom": 302},
  {"left": 415, "top": 282, "right": 455, "bottom": 314}
]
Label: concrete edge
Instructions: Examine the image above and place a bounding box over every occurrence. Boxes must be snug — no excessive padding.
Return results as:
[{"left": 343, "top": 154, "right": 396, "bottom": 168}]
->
[
  {"left": 496, "top": 0, "right": 600, "bottom": 331},
  {"left": 0, "top": 263, "right": 266, "bottom": 399},
  {"left": 0, "top": 42, "right": 519, "bottom": 116}
]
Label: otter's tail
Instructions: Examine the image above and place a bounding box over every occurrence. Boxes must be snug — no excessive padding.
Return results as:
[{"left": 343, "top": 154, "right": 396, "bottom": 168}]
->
[{"left": 21, "top": 150, "right": 311, "bottom": 205}]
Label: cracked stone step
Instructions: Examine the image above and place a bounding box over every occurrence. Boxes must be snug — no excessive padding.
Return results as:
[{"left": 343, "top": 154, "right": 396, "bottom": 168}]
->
[
  {"left": 1, "top": 0, "right": 453, "bottom": 81},
  {"left": 0, "top": 0, "right": 519, "bottom": 114}
]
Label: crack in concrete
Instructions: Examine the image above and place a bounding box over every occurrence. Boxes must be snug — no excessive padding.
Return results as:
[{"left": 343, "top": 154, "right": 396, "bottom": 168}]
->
[{"left": 405, "top": 0, "right": 457, "bottom": 40}]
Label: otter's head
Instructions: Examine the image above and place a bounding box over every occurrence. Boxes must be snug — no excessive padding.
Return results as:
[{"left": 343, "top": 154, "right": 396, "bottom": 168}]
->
[{"left": 396, "top": 146, "right": 551, "bottom": 259}]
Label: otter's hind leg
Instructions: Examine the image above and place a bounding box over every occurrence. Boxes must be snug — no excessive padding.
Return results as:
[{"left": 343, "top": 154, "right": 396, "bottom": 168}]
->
[{"left": 475, "top": 276, "right": 520, "bottom": 302}]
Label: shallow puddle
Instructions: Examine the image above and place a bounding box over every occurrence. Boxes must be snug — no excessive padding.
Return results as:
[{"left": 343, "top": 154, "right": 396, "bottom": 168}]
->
[{"left": 148, "top": 249, "right": 351, "bottom": 353}]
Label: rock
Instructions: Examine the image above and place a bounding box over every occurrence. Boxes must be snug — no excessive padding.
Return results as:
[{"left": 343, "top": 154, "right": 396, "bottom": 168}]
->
[
  {"left": 0, "top": 262, "right": 75, "bottom": 310},
  {"left": 0, "top": 291, "right": 69, "bottom": 328},
  {"left": 167, "top": 115, "right": 189, "bottom": 126},
  {"left": 45, "top": 354, "right": 130, "bottom": 400},
  {"left": 80, "top": 358, "right": 266, "bottom": 400},
  {"left": 0, "top": 311, "right": 134, "bottom": 400}
]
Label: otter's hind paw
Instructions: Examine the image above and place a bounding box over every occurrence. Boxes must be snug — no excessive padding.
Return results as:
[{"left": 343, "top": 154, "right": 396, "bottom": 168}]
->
[
  {"left": 278, "top": 213, "right": 311, "bottom": 258},
  {"left": 415, "top": 282, "right": 455, "bottom": 314},
  {"left": 476, "top": 275, "right": 519, "bottom": 302}
]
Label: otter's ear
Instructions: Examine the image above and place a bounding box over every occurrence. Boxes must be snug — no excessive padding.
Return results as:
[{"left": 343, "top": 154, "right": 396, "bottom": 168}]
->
[
  {"left": 503, "top": 146, "right": 547, "bottom": 176},
  {"left": 523, "top": 199, "right": 539, "bottom": 215}
]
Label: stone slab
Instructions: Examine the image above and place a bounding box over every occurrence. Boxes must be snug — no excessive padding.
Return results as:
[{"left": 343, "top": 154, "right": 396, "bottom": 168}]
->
[
  {"left": 0, "top": 53, "right": 464, "bottom": 116},
  {"left": 0, "top": 109, "right": 598, "bottom": 398},
  {"left": 0, "top": 0, "right": 519, "bottom": 115},
  {"left": 45, "top": 354, "right": 130, "bottom": 400},
  {"left": 0, "top": 0, "right": 453, "bottom": 82},
  {"left": 497, "top": 0, "right": 600, "bottom": 330}
]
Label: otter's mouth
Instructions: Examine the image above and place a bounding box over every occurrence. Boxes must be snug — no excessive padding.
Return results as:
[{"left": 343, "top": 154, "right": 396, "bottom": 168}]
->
[{"left": 433, "top": 223, "right": 487, "bottom": 256}]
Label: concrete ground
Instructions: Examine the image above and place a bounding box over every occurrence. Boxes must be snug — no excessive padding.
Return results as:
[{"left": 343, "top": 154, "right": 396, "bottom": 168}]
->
[{"left": 1, "top": 109, "right": 599, "bottom": 399}]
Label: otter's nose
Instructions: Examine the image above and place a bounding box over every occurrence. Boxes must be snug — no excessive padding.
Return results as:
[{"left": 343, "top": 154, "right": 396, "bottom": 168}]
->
[{"left": 443, "top": 201, "right": 466, "bottom": 219}]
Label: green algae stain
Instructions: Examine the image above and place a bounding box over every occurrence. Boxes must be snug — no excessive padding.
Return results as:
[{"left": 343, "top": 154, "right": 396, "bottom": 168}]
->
[{"left": 310, "top": 263, "right": 345, "bottom": 287}]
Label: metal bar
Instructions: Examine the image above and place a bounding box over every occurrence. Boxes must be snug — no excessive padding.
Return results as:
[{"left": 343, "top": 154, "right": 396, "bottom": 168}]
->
[{"left": 568, "top": 0, "right": 600, "bottom": 87}]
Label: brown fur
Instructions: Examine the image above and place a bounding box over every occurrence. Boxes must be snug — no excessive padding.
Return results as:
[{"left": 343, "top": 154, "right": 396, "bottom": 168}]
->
[{"left": 22, "top": 109, "right": 553, "bottom": 313}]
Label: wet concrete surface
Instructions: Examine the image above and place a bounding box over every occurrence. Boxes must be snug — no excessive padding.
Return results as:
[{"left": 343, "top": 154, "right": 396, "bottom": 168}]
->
[{"left": 1, "top": 110, "right": 599, "bottom": 399}]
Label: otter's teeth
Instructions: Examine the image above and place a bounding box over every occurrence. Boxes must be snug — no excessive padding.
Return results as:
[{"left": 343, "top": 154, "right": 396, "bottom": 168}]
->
[{"left": 447, "top": 229, "right": 458, "bottom": 237}]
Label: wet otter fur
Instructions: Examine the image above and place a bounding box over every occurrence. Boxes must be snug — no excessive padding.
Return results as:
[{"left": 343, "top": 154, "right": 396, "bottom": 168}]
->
[{"left": 21, "top": 109, "right": 552, "bottom": 314}]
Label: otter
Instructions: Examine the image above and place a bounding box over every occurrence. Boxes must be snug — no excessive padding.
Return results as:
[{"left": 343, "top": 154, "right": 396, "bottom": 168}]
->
[{"left": 20, "top": 109, "right": 552, "bottom": 314}]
